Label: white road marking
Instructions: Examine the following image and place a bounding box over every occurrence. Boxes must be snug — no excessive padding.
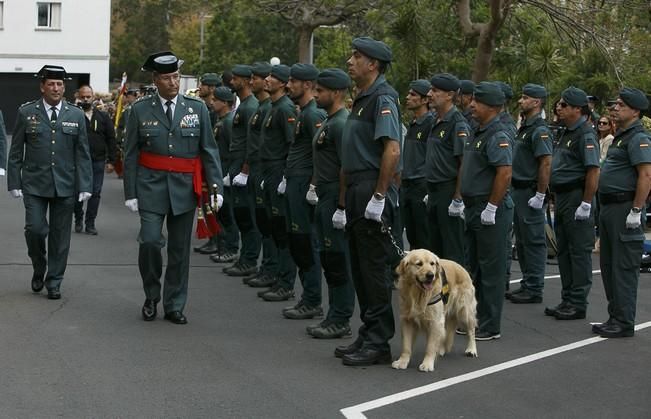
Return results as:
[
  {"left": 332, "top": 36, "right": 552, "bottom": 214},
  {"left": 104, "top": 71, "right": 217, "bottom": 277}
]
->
[
  {"left": 509, "top": 269, "right": 601, "bottom": 284},
  {"left": 340, "top": 320, "right": 651, "bottom": 419}
]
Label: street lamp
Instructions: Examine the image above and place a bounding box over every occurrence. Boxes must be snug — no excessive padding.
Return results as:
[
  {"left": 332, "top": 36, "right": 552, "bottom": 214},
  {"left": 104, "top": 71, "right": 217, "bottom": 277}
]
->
[{"left": 199, "top": 12, "right": 213, "bottom": 71}]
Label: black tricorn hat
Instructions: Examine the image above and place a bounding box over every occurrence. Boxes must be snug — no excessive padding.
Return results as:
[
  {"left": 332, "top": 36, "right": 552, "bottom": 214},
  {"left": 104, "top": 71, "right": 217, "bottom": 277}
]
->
[
  {"left": 141, "top": 51, "right": 184, "bottom": 74},
  {"left": 35, "top": 65, "right": 69, "bottom": 80}
]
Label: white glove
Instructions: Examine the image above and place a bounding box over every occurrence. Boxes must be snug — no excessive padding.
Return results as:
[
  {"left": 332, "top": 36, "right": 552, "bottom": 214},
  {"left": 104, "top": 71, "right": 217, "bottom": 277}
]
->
[
  {"left": 626, "top": 209, "right": 642, "bottom": 229},
  {"left": 528, "top": 192, "right": 546, "bottom": 209},
  {"left": 78, "top": 192, "right": 92, "bottom": 202},
  {"left": 364, "top": 195, "right": 385, "bottom": 222},
  {"left": 332, "top": 208, "right": 347, "bottom": 230},
  {"left": 0, "top": 168, "right": 5, "bottom": 176},
  {"left": 9, "top": 189, "right": 23, "bottom": 198},
  {"left": 574, "top": 201, "right": 591, "bottom": 221},
  {"left": 423, "top": 194, "right": 429, "bottom": 205},
  {"left": 233, "top": 172, "right": 248, "bottom": 186},
  {"left": 480, "top": 202, "right": 497, "bottom": 225},
  {"left": 125, "top": 199, "right": 138, "bottom": 212},
  {"left": 448, "top": 199, "right": 465, "bottom": 217},
  {"left": 306, "top": 184, "right": 318, "bottom": 205},
  {"left": 260, "top": 180, "right": 265, "bottom": 190},
  {"left": 223, "top": 174, "right": 231, "bottom": 187},
  {"left": 211, "top": 194, "right": 224, "bottom": 210},
  {"left": 277, "top": 177, "right": 287, "bottom": 195}
]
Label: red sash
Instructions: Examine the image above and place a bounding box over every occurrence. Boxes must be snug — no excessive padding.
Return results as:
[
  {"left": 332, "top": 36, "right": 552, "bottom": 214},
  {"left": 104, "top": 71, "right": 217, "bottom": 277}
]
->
[{"left": 138, "top": 151, "right": 203, "bottom": 204}]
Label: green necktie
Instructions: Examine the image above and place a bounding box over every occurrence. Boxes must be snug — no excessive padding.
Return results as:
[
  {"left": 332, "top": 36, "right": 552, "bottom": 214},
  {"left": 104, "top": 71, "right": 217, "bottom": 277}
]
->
[
  {"left": 50, "top": 107, "right": 57, "bottom": 123},
  {"left": 165, "top": 100, "right": 173, "bottom": 124}
]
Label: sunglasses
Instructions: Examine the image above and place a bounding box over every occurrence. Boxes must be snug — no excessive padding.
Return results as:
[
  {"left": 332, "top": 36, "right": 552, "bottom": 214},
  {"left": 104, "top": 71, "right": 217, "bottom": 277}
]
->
[
  {"left": 557, "top": 102, "right": 569, "bottom": 108},
  {"left": 598, "top": 121, "right": 609, "bottom": 126}
]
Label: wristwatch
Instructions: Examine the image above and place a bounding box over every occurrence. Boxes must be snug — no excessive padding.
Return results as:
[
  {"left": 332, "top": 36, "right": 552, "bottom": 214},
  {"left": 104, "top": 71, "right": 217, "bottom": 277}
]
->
[
  {"left": 373, "top": 192, "right": 385, "bottom": 200},
  {"left": 632, "top": 207, "right": 642, "bottom": 213}
]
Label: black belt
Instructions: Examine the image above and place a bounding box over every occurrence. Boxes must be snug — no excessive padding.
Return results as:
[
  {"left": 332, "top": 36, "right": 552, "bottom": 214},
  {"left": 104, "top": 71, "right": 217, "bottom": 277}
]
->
[
  {"left": 511, "top": 179, "right": 537, "bottom": 189},
  {"left": 344, "top": 170, "right": 379, "bottom": 185},
  {"left": 599, "top": 191, "right": 635, "bottom": 205},
  {"left": 550, "top": 180, "right": 584, "bottom": 193},
  {"left": 463, "top": 195, "right": 489, "bottom": 207}
]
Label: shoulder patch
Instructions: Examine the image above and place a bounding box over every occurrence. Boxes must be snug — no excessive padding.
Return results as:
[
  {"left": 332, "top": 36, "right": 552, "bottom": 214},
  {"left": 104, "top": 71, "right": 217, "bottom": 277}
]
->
[
  {"left": 585, "top": 144, "right": 595, "bottom": 149},
  {"left": 640, "top": 143, "right": 649, "bottom": 148},
  {"left": 19, "top": 99, "right": 38, "bottom": 109},
  {"left": 380, "top": 108, "right": 392, "bottom": 116},
  {"left": 498, "top": 142, "right": 510, "bottom": 148},
  {"left": 134, "top": 94, "right": 152, "bottom": 104}
]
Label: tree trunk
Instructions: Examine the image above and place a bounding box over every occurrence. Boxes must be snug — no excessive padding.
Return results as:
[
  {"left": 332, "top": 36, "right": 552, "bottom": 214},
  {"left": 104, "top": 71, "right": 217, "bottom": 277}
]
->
[
  {"left": 472, "top": 30, "right": 495, "bottom": 82},
  {"left": 297, "top": 26, "right": 315, "bottom": 64}
]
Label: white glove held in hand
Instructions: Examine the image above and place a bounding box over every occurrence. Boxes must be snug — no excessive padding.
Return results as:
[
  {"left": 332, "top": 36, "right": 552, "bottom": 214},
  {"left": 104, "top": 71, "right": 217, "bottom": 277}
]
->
[
  {"left": 448, "top": 199, "right": 465, "bottom": 217},
  {"left": 277, "top": 177, "right": 287, "bottom": 195},
  {"left": 125, "top": 199, "right": 138, "bottom": 212},
  {"left": 332, "top": 208, "right": 347, "bottom": 230},
  {"left": 480, "top": 202, "right": 498, "bottom": 225},
  {"left": 364, "top": 196, "right": 385, "bottom": 222},
  {"left": 78, "top": 192, "right": 92, "bottom": 202},
  {"left": 211, "top": 194, "right": 224, "bottom": 210},
  {"left": 528, "top": 192, "right": 546, "bottom": 209},
  {"left": 233, "top": 172, "right": 248, "bottom": 186},
  {"left": 626, "top": 209, "right": 642, "bottom": 229},
  {"left": 574, "top": 201, "right": 591, "bottom": 221},
  {"left": 306, "top": 184, "right": 318, "bottom": 205},
  {"left": 9, "top": 189, "right": 23, "bottom": 199},
  {"left": 223, "top": 174, "right": 231, "bottom": 187},
  {"left": 0, "top": 168, "right": 5, "bottom": 176}
]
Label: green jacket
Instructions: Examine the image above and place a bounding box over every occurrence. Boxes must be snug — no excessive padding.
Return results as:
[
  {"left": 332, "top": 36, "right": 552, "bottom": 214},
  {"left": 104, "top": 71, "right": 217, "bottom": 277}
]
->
[
  {"left": 123, "top": 94, "right": 223, "bottom": 216},
  {"left": 7, "top": 99, "right": 92, "bottom": 197}
]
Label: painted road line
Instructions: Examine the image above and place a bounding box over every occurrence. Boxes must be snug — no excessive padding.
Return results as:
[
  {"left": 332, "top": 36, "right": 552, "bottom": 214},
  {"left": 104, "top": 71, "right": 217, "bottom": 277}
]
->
[{"left": 509, "top": 269, "right": 601, "bottom": 284}]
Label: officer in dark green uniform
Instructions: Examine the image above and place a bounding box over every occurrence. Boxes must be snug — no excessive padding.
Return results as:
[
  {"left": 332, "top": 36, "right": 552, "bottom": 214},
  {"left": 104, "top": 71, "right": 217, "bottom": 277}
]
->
[
  {"left": 0, "top": 110, "right": 6, "bottom": 177},
  {"left": 280, "top": 63, "right": 327, "bottom": 318},
  {"left": 224, "top": 64, "right": 261, "bottom": 277},
  {"left": 307, "top": 68, "right": 355, "bottom": 339},
  {"left": 594, "top": 88, "right": 651, "bottom": 338},
  {"left": 123, "top": 52, "right": 223, "bottom": 324},
  {"left": 257, "top": 64, "right": 298, "bottom": 302},
  {"left": 496, "top": 81, "right": 516, "bottom": 140},
  {"left": 507, "top": 84, "right": 553, "bottom": 304},
  {"left": 241, "top": 62, "right": 279, "bottom": 289},
  {"left": 459, "top": 79, "right": 476, "bottom": 124},
  {"left": 209, "top": 87, "right": 240, "bottom": 263},
  {"left": 545, "top": 87, "right": 600, "bottom": 321},
  {"left": 7, "top": 65, "right": 92, "bottom": 299},
  {"left": 461, "top": 82, "right": 513, "bottom": 341},
  {"left": 334, "top": 37, "right": 401, "bottom": 367},
  {"left": 400, "top": 79, "right": 433, "bottom": 250},
  {"left": 198, "top": 72, "right": 222, "bottom": 127},
  {"left": 424, "top": 73, "right": 470, "bottom": 263}
]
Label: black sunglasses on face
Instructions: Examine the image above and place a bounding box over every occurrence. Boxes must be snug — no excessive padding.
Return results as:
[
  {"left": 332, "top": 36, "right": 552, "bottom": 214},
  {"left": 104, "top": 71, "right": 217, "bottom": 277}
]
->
[
  {"left": 557, "top": 102, "right": 568, "bottom": 108},
  {"left": 598, "top": 121, "right": 609, "bottom": 126}
]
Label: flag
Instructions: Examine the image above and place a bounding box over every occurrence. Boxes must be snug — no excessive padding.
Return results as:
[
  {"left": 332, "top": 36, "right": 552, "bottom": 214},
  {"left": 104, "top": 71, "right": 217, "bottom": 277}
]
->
[{"left": 113, "top": 72, "right": 128, "bottom": 130}]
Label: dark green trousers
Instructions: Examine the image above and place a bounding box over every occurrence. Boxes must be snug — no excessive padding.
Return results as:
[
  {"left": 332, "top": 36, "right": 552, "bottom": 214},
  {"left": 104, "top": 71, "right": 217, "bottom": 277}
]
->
[
  {"left": 512, "top": 187, "right": 547, "bottom": 296},
  {"left": 230, "top": 159, "right": 262, "bottom": 266},
  {"left": 23, "top": 194, "right": 75, "bottom": 290},
  {"left": 599, "top": 201, "right": 644, "bottom": 329},
  {"left": 400, "top": 178, "right": 430, "bottom": 250},
  {"left": 464, "top": 195, "right": 513, "bottom": 334},
  {"left": 554, "top": 189, "right": 594, "bottom": 310},
  {"left": 138, "top": 209, "right": 194, "bottom": 313},
  {"left": 427, "top": 180, "right": 465, "bottom": 264},
  {"left": 217, "top": 186, "right": 240, "bottom": 254},
  {"left": 251, "top": 162, "right": 278, "bottom": 275},
  {"left": 315, "top": 182, "right": 355, "bottom": 323}
]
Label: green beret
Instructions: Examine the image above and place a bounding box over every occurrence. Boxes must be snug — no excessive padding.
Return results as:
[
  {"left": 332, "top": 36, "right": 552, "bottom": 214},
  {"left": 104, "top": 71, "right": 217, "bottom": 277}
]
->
[
  {"left": 270, "top": 64, "right": 290, "bottom": 83},
  {"left": 474, "top": 82, "right": 505, "bottom": 106},
  {"left": 142, "top": 51, "right": 183, "bottom": 74},
  {"left": 619, "top": 87, "right": 649, "bottom": 111},
  {"left": 430, "top": 73, "right": 460, "bottom": 92},
  {"left": 352, "top": 37, "right": 393, "bottom": 63},
  {"left": 200, "top": 72, "right": 221, "bottom": 86},
  {"left": 232, "top": 65, "right": 252, "bottom": 78},
  {"left": 409, "top": 79, "right": 431, "bottom": 97},
  {"left": 213, "top": 86, "right": 234, "bottom": 102},
  {"left": 460, "top": 80, "right": 475, "bottom": 95},
  {"left": 290, "top": 63, "right": 319, "bottom": 81},
  {"left": 561, "top": 86, "right": 588, "bottom": 107},
  {"left": 317, "top": 68, "right": 351, "bottom": 90},
  {"left": 251, "top": 62, "right": 272, "bottom": 77},
  {"left": 522, "top": 83, "right": 547, "bottom": 99},
  {"left": 495, "top": 81, "right": 513, "bottom": 100}
]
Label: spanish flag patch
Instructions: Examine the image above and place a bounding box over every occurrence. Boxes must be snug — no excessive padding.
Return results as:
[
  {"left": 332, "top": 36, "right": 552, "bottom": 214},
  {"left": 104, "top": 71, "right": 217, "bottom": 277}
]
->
[
  {"left": 457, "top": 132, "right": 468, "bottom": 137},
  {"left": 315, "top": 123, "right": 322, "bottom": 128},
  {"left": 641, "top": 143, "right": 649, "bottom": 148},
  {"left": 586, "top": 144, "right": 595, "bottom": 149},
  {"left": 381, "top": 109, "right": 392, "bottom": 115},
  {"left": 541, "top": 134, "right": 549, "bottom": 140},
  {"left": 499, "top": 142, "right": 509, "bottom": 148},
  {"left": 287, "top": 117, "right": 296, "bottom": 123}
]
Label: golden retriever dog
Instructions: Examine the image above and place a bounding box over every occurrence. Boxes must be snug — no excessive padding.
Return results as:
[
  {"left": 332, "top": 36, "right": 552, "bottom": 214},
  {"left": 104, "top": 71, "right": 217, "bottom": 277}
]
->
[{"left": 392, "top": 249, "right": 478, "bottom": 372}]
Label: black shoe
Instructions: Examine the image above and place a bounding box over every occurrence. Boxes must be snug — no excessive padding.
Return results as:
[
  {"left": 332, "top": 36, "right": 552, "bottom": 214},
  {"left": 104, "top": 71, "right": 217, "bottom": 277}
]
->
[
  {"left": 505, "top": 286, "right": 525, "bottom": 300},
  {"left": 261, "top": 287, "right": 294, "bottom": 302},
  {"left": 311, "top": 322, "right": 352, "bottom": 339},
  {"left": 164, "top": 311, "right": 187, "bottom": 324},
  {"left": 31, "top": 273, "right": 45, "bottom": 293},
  {"left": 592, "top": 318, "right": 614, "bottom": 334},
  {"left": 74, "top": 221, "right": 83, "bottom": 233},
  {"left": 248, "top": 274, "right": 277, "bottom": 288},
  {"left": 475, "top": 330, "right": 501, "bottom": 341},
  {"left": 342, "top": 348, "right": 392, "bottom": 366},
  {"left": 225, "top": 263, "right": 258, "bottom": 277},
  {"left": 211, "top": 252, "right": 238, "bottom": 263},
  {"left": 335, "top": 339, "right": 363, "bottom": 358},
  {"left": 194, "top": 242, "right": 219, "bottom": 255},
  {"left": 596, "top": 323, "right": 634, "bottom": 338},
  {"left": 509, "top": 290, "right": 542, "bottom": 304},
  {"left": 554, "top": 305, "right": 586, "bottom": 320},
  {"left": 142, "top": 299, "right": 157, "bottom": 321},
  {"left": 544, "top": 301, "right": 569, "bottom": 317},
  {"left": 47, "top": 287, "right": 61, "bottom": 300},
  {"left": 242, "top": 270, "right": 262, "bottom": 284},
  {"left": 85, "top": 226, "right": 98, "bottom": 235}
]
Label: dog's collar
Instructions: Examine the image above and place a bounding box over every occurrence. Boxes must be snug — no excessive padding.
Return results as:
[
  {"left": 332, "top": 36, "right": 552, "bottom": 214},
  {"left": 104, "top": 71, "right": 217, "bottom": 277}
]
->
[{"left": 427, "top": 267, "right": 450, "bottom": 306}]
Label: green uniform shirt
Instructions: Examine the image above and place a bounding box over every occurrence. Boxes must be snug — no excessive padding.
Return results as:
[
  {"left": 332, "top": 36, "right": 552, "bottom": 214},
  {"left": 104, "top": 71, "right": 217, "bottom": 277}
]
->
[
  {"left": 402, "top": 111, "right": 434, "bottom": 180},
  {"left": 551, "top": 116, "right": 600, "bottom": 186},
  {"left": 500, "top": 111, "right": 517, "bottom": 141},
  {"left": 313, "top": 107, "right": 349, "bottom": 185},
  {"left": 246, "top": 97, "right": 271, "bottom": 163},
  {"left": 260, "top": 95, "right": 296, "bottom": 162},
  {"left": 230, "top": 94, "right": 258, "bottom": 159},
  {"left": 460, "top": 115, "right": 511, "bottom": 197},
  {"left": 341, "top": 75, "right": 401, "bottom": 173},
  {"left": 214, "top": 112, "right": 233, "bottom": 168},
  {"left": 512, "top": 113, "right": 553, "bottom": 182},
  {"left": 286, "top": 99, "right": 326, "bottom": 177},
  {"left": 0, "top": 110, "right": 7, "bottom": 170},
  {"left": 599, "top": 120, "right": 651, "bottom": 194},
  {"left": 425, "top": 106, "right": 469, "bottom": 183}
]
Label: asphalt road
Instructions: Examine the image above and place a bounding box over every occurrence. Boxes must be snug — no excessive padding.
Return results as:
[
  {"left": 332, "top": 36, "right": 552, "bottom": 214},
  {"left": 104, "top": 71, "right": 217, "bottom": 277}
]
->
[{"left": 0, "top": 173, "right": 649, "bottom": 419}]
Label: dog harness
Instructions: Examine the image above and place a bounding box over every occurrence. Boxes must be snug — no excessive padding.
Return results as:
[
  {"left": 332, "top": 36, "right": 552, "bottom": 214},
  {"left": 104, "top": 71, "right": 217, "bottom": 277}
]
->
[{"left": 427, "top": 267, "right": 450, "bottom": 306}]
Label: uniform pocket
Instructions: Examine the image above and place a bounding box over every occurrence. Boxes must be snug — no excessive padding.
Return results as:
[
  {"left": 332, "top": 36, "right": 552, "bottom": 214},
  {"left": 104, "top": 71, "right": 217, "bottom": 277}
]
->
[
  {"left": 181, "top": 128, "right": 200, "bottom": 153},
  {"left": 618, "top": 232, "right": 645, "bottom": 269},
  {"left": 61, "top": 125, "right": 79, "bottom": 136},
  {"left": 139, "top": 128, "right": 160, "bottom": 139}
]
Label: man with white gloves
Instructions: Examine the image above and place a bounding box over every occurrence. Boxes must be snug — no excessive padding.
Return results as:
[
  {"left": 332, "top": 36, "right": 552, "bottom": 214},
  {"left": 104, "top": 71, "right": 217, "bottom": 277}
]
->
[{"left": 7, "top": 65, "right": 92, "bottom": 300}]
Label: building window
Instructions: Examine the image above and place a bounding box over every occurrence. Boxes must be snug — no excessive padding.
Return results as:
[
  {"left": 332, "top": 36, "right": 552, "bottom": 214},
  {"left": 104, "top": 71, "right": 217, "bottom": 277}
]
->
[
  {"left": 36, "top": 2, "right": 61, "bottom": 29},
  {"left": 0, "top": 1, "right": 4, "bottom": 29}
]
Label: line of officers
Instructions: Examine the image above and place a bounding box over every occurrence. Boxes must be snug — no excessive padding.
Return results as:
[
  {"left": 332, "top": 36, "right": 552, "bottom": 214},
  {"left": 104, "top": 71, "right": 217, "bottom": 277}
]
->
[{"left": 116, "top": 38, "right": 650, "bottom": 367}]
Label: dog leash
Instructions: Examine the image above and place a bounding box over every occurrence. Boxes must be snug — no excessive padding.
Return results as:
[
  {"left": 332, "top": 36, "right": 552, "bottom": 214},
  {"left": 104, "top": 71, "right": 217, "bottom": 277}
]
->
[{"left": 380, "top": 220, "right": 406, "bottom": 259}]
